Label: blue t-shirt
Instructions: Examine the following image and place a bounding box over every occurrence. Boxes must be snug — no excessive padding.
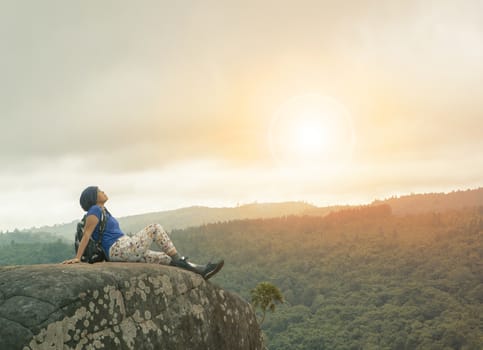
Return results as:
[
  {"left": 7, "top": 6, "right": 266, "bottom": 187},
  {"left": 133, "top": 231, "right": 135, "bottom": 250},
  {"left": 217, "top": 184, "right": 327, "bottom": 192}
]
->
[{"left": 86, "top": 205, "right": 124, "bottom": 258}]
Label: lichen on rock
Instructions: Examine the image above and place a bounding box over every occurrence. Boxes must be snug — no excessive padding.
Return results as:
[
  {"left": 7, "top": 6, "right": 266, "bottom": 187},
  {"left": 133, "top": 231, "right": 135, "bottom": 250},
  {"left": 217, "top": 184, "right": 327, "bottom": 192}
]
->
[{"left": 0, "top": 263, "right": 263, "bottom": 350}]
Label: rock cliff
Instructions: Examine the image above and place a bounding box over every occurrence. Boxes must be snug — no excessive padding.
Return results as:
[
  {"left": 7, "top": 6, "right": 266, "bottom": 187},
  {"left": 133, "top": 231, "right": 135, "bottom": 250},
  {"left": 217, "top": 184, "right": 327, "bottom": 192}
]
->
[{"left": 0, "top": 263, "right": 263, "bottom": 350}]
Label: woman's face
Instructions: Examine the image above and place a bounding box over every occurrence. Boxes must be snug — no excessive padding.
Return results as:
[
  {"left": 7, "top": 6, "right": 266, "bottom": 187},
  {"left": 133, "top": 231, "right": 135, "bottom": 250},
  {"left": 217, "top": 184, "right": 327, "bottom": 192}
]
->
[{"left": 97, "top": 189, "right": 108, "bottom": 204}]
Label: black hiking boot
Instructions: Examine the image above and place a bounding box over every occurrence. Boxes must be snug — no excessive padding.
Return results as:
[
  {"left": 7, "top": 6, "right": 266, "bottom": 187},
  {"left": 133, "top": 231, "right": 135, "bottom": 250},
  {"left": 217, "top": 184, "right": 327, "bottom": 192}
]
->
[{"left": 170, "top": 256, "right": 224, "bottom": 280}]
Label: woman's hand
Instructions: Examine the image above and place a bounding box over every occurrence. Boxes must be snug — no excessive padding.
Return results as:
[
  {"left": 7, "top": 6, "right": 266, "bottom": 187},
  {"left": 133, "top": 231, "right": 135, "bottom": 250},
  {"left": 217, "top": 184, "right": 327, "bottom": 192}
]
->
[{"left": 62, "top": 257, "right": 80, "bottom": 264}]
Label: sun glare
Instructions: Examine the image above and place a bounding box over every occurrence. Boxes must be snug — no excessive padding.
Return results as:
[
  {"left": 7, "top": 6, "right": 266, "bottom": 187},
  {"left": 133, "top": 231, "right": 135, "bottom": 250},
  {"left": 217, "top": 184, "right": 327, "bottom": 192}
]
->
[
  {"left": 269, "top": 93, "right": 355, "bottom": 168},
  {"left": 294, "top": 118, "right": 332, "bottom": 155}
]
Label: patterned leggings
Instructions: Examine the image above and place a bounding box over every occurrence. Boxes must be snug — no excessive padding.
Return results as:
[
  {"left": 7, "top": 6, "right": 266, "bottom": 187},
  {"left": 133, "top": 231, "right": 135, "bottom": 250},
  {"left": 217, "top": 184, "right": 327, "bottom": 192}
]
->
[{"left": 109, "top": 223, "right": 176, "bottom": 265}]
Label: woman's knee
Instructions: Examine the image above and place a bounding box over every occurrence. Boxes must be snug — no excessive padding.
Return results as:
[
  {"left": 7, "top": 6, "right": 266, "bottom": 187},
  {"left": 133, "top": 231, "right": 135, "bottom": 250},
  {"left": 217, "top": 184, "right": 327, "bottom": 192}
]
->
[
  {"left": 150, "top": 223, "right": 165, "bottom": 233},
  {"left": 145, "top": 223, "right": 162, "bottom": 232}
]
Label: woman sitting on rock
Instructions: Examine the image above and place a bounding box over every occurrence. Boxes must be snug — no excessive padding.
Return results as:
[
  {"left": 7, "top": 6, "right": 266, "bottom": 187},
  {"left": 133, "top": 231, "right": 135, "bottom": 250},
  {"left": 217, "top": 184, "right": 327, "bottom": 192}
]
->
[{"left": 62, "top": 186, "right": 224, "bottom": 280}]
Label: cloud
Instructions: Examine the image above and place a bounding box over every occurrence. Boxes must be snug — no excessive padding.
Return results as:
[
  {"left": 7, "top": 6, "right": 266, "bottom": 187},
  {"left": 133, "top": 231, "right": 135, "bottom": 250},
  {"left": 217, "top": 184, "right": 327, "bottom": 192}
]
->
[
  {"left": 2, "top": 1, "right": 482, "bottom": 162},
  {"left": 0, "top": 1, "right": 482, "bottom": 230}
]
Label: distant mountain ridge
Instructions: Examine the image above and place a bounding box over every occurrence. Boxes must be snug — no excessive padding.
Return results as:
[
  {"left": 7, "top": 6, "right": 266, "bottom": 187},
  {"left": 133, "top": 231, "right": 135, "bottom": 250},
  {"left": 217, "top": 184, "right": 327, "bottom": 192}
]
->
[
  {"left": 375, "top": 187, "right": 483, "bottom": 215},
  {"left": 23, "top": 201, "right": 317, "bottom": 242},
  {"left": 11, "top": 187, "right": 483, "bottom": 242}
]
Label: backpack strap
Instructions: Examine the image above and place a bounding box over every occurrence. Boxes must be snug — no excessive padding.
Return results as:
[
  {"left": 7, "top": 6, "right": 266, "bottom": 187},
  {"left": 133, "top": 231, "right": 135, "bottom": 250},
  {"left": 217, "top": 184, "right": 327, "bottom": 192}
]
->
[
  {"left": 88, "top": 207, "right": 109, "bottom": 263},
  {"left": 95, "top": 207, "right": 108, "bottom": 245}
]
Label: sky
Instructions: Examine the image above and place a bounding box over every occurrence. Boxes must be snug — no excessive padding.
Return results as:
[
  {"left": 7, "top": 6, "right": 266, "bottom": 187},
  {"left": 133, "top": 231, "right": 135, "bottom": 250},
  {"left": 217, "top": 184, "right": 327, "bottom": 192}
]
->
[{"left": 1, "top": 0, "right": 482, "bottom": 231}]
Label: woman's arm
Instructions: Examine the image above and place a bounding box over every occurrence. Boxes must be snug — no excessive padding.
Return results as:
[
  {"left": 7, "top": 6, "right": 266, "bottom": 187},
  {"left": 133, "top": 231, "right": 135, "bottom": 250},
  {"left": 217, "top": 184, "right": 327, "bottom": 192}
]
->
[{"left": 62, "top": 214, "right": 99, "bottom": 264}]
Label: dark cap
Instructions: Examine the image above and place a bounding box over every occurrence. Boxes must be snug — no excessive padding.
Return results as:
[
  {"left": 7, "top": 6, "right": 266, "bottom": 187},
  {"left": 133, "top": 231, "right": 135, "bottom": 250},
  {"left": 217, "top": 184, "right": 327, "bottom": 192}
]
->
[{"left": 80, "top": 186, "right": 98, "bottom": 211}]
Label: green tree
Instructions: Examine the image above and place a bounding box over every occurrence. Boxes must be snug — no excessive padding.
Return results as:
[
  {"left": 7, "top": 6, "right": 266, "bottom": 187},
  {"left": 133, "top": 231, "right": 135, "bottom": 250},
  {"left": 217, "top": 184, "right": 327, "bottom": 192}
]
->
[{"left": 250, "top": 282, "right": 284, "bottom": 325}]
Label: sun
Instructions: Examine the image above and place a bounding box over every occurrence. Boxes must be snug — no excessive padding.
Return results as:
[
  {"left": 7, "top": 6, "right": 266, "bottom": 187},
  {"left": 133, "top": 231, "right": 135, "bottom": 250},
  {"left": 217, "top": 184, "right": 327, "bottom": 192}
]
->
[
  {"left": 293, "top": 117, "right": 332, "bottom": 156},
  {"left": 268, "top": 93, "right": 355, "bottom": 168}
]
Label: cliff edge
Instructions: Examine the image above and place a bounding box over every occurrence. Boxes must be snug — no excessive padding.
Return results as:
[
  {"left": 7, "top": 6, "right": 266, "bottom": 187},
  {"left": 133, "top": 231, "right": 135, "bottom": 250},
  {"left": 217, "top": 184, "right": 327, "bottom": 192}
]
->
[{"left": 0, "top": 263, "right": 263, "bottom": 350}]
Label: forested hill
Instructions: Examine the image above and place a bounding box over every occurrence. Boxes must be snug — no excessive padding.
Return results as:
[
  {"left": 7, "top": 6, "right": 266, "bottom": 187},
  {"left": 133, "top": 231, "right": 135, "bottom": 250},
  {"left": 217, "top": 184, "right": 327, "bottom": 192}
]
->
[
  {"left": 8, "top": 187, "right": 483, "bottom": 242},
  {"left": 1, "top": 202, "right": 481, "bottom": 348},
  {"left": 172, "top": 205, "right": 482, "bottom": 350},
  {"left": 118, "top": 201, "right": 316, "bottom": 234},
  {"left": 374, "top": 187, "right": 483, "bottom": 215},
  {"left": 21, "top": 201, "right": 318, "bottom": 241}
]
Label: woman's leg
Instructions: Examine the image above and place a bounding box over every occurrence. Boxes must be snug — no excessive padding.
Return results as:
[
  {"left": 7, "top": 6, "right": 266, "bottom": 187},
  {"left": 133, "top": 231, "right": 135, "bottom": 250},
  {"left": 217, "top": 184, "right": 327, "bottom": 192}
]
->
[
  {"left": 132, "top": 223, "right": 177, "bottom": 256},
  {"left": 109, "top": 224, "right": 176, "bottom": 264},
  {"left": 109, "top": 223, "right": 224, "bottom": 279}
]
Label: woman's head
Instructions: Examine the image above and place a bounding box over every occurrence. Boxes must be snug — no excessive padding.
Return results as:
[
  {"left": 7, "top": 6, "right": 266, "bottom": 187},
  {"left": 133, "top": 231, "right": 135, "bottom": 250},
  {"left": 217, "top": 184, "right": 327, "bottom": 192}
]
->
[{"left": 79, "top": 186, "right": 108, "bottom": 211}]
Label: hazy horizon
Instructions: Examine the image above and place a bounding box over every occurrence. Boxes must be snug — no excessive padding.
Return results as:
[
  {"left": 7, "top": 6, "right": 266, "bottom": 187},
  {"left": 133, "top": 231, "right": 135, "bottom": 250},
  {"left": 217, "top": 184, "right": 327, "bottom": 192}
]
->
[
  {"left": 1, "top": 1, "right": 482, "bottom": 231},
  {"left": 3, "top": 186, "right": 481, "bottom": 232}
]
